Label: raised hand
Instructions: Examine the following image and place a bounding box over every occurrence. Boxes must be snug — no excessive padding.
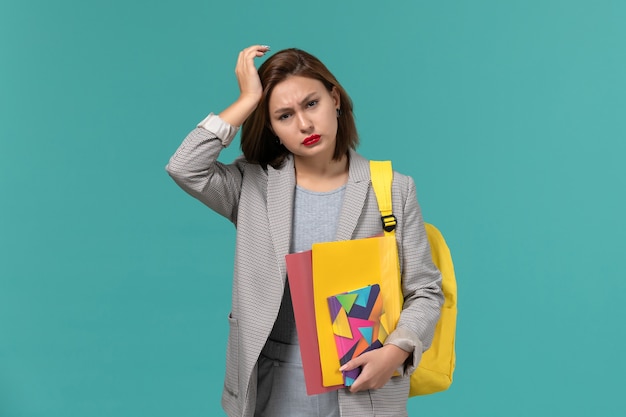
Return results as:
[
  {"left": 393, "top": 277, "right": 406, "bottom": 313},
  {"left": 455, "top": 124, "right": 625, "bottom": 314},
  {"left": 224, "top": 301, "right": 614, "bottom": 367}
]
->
[
  {"left": 219, "top": 45, "right": 270, "bottom": 127},
  {"left": 235, "top": 45, "right": 270, "bottom": 102}
]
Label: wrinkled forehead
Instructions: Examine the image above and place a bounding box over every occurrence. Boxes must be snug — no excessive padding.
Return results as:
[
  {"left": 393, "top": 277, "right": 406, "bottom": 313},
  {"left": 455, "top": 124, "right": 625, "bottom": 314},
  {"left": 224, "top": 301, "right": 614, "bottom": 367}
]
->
[{"left": 267, "top": 75, "right": 329, "bottom": 110}]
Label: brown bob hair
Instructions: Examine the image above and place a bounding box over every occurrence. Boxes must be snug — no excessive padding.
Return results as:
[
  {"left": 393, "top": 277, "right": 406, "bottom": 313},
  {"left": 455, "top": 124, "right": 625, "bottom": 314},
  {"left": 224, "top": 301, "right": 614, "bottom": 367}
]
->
[{"left": 241, "top": 48, "right": 358, "bottom": 169}]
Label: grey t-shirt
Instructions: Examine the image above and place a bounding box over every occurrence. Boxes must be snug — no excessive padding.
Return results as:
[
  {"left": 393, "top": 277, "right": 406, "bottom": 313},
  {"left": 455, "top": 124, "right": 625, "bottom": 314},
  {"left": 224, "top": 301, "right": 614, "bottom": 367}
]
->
[{"left": 268, "top": 184, "right": 346, "bottom": 345}]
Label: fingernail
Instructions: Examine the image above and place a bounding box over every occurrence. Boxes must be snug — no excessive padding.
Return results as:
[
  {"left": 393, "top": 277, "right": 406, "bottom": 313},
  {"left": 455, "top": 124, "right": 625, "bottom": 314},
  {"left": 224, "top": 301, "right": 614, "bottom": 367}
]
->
[
  {"left": 339, "top": 365, "right": 346, "bottom": 371},
  {"left": 261, "top": 45, "right": 271, "bottom": 50}
]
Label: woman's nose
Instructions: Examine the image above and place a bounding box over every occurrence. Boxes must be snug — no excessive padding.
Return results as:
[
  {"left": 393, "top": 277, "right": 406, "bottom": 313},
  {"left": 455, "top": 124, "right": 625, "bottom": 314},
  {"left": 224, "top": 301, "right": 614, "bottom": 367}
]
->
[{"left": 297, "top": 113, "right": 313, "bottom": 131}]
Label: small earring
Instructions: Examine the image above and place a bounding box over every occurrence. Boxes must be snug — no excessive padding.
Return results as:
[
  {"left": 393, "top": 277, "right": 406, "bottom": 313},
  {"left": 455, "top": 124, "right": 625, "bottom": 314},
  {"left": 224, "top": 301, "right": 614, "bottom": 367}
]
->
[
  {"left": 336, "top": 108, "right": 342, "bottom": 118},
  {"left": 274, "top": 136, "right": 282, "bottom": 145}
]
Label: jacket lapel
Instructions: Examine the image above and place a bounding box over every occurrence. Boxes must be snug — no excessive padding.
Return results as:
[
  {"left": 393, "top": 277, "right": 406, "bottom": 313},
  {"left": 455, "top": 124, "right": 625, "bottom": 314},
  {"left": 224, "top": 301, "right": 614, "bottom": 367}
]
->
[
  {"left": 335, "top": 150, "right": 371, "bottom": 241},
  {"left": 267, "top": 156, "right": 296, "bottom": 282}
]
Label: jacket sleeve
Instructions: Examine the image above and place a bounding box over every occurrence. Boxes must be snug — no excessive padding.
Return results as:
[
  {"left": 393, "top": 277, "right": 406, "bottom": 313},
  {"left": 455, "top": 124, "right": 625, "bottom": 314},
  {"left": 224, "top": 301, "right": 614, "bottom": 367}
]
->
[
  {"left": 165, "top": 113, "right": 246, "bottom": 224},
  {"left": 384, "top": 175, "right": 444, "bottom": 376}
]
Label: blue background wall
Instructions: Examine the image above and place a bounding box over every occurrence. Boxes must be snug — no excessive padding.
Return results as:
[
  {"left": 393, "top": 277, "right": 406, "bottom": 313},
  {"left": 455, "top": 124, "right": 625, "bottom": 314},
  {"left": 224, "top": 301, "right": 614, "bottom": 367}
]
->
[{"left": 1, "top": 0, "right": 625, "bottom": 415}]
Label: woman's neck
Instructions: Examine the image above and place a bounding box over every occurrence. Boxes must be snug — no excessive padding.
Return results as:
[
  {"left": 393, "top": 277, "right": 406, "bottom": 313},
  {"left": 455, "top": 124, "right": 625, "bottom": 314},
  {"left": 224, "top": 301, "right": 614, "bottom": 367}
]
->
[{"left": 294, "top": 153, "right": 349, "bottom": 192}]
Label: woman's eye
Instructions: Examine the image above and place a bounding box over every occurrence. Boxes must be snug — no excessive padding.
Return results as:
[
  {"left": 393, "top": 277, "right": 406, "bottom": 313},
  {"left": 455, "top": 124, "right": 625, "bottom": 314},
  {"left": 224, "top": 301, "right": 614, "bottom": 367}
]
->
[
  {"left": 307, "top": 100, "right": 318, "bottom": 108},
  {"left": 279, "top": 114, "right": 290, "bottom": 120}
]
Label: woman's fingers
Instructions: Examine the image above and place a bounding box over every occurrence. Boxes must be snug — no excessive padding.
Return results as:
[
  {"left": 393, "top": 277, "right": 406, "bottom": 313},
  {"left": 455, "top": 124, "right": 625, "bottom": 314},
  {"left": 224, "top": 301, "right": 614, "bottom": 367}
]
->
[
  {"left": 234, "top": 45, "right": 270, "bottom": 100},
  {"left": 245, "top": 44, "right": 271, "bottom": 57},
  {"left": 217, "top": 45, "right": 271, "bottom": 127},
  {"left": 342, "top": 345, "right": 410, "bottom": 393}
]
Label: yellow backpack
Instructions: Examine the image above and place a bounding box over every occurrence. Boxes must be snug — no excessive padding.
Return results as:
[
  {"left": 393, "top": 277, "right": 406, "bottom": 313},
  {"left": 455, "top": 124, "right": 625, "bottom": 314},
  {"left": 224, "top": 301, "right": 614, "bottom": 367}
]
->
[{"left": 370, "top": 161, "right": 457, "bottom": 396}]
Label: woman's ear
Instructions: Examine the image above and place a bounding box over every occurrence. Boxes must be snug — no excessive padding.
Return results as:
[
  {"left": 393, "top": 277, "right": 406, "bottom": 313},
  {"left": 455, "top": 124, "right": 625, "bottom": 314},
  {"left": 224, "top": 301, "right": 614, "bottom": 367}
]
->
[{"left": 331, "top": 86, "right": 341, "bottom": 109}]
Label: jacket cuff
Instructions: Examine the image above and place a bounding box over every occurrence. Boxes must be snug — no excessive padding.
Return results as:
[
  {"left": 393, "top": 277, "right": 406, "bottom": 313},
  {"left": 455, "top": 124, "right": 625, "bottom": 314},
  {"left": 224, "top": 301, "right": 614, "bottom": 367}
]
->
[
  {"left": 384, "top": 326, "right": 424, "bottom": 377},
  {"left": 197, "top": 113, "right": 240, "bottom": 147}
]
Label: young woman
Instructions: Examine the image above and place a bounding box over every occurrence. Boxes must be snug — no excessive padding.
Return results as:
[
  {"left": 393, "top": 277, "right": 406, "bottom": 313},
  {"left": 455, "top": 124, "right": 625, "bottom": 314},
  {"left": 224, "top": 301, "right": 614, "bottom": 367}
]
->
[{"left": 166, "top": 45, "right": 443, "bottom": 417}]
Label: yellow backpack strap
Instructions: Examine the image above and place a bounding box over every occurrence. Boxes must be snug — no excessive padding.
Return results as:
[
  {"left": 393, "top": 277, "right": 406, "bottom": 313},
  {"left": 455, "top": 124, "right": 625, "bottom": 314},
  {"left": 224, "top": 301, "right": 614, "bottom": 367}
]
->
[{"left": 370, "top": 160, "right": 396, "bottom": 236}]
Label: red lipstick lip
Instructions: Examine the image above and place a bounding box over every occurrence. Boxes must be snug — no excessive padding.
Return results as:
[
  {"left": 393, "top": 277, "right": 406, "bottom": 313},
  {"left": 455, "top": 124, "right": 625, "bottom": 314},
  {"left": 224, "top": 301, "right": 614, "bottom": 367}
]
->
[{"left": 303, "top": 134, "right": 320, "bottom": 146}]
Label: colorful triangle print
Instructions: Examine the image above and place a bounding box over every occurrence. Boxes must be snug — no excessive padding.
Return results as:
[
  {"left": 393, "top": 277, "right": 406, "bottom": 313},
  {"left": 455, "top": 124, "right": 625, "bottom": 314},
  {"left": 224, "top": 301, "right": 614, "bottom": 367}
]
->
[
  {"left": 328, "top": 296, "right": 343, "bottom": 322},
  {"left": 359, "top": 326, "right": 373, "bottom": 345},
  {"left": 335, "top": 293, "right": 358, "bottom": 314},
  {"left": 327, "top": 284, "right": 384, "bottom": 387},
  {"left": 353, "top": 286, "right": 372, "bottom": 307},
  {"left": 332, "top": 306, "right": 352, "bottom": 339}
]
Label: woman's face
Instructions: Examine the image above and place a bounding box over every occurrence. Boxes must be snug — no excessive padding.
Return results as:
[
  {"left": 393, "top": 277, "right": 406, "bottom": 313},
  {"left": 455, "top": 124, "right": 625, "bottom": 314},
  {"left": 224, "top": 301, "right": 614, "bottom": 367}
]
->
[{"left": 268, "top": 75, "right": 340, "bottom": 163}]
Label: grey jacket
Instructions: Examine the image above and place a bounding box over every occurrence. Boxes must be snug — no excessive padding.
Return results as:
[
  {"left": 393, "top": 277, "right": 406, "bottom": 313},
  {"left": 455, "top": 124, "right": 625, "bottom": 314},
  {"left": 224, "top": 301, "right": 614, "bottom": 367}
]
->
[{"left": 166, "top": 114, "right": 444, "bottom": 417}]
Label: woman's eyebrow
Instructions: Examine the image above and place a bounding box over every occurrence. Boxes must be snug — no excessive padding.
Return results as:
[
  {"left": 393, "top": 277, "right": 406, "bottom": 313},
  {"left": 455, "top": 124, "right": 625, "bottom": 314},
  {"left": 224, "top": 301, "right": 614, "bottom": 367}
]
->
[{"left": 272, "top": 92, "right": 318, "bottom": 115}]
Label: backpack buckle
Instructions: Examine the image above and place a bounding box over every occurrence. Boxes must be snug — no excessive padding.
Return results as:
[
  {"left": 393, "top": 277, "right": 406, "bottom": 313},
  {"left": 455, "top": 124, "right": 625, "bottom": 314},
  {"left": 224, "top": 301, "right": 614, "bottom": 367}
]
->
[{"left": 381, "top": 214, "right": 397, "bottom": 232}]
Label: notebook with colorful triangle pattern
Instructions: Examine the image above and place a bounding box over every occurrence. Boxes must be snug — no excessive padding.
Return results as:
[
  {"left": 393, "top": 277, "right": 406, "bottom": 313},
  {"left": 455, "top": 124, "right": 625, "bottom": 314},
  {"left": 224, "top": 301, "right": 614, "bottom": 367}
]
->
[{"left": 327, "top": 283, "right": 387, "bottom": 386}]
